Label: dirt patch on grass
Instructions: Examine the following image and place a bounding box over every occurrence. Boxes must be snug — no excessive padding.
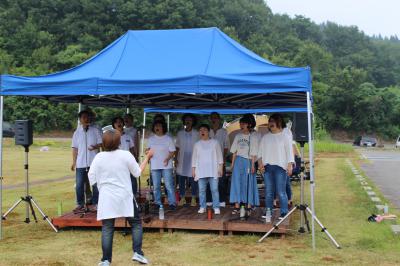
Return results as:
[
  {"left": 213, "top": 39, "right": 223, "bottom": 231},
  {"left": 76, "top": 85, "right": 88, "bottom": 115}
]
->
[{"left": 321, "top": 256, "right": 343, "bottom": 263}]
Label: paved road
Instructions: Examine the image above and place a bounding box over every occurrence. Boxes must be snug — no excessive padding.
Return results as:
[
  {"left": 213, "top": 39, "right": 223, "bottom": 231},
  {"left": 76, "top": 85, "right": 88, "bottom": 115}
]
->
[{"left": 358, "top": 148, "right": 400, "bottom": 210}]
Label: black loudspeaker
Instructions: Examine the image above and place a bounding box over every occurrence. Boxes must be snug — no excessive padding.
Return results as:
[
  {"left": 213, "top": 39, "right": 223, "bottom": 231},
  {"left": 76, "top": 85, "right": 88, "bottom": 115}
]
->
[
  {"left": 15, "top": 120, "right": 33, "bottom": 146},
  {"left": 293, "top": 113, "right": 310, "bottom": 143}
]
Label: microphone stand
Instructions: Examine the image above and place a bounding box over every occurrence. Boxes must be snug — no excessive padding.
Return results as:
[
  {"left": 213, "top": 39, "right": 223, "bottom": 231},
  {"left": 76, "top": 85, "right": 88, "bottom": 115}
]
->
[{"left": 80, "top": 125, "right": 92, "bottom": 218}]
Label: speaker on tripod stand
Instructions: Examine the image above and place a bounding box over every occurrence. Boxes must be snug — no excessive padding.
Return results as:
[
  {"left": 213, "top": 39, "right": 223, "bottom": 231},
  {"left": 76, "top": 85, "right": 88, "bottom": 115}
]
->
[
  {"left": 258, "top": 113, "right": 340, "bottom": 248},
  {"left": 2, "top": 120, "right": 58, "bottom": 232}
]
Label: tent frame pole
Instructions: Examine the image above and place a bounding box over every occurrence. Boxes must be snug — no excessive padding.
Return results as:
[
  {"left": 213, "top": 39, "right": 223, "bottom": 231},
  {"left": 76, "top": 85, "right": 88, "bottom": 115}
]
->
[
  {"left": 167, "top": 114, "right": 170, "bottom": 132},
  {"left": 140, "top": 112, "right": 146, "bottom": 163},
  {"left": 306, "top": 92, "right": 316, "bottom": 250},
  {"left": 78, "top": 103, "right": 82, "bottom": 126},
  {"left": 0, "top": 96, "right": 3, "bottom": 240},
  {"left": 306, "top": 92, "right": 341, "bottom": 250}
]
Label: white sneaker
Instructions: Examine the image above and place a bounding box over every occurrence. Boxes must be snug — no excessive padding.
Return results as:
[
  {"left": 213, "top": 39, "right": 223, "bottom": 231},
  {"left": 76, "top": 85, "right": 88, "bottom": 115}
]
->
[
  {"left": 214, "top": 208, "right": 221, "bottom": 215},
  {"left": 98, "top": 260, "right": 111, "bottom": 266},
  {"left": 132, "top": 252, "right": 149, "bottom": 264},
  {"left": 206, "top": 202, "right": 212, "bottom": 206},
  {"left": 219, "top": 202, "right": 226, "bottom": 207},
  {"left": 198, "top": 208, "right": 206, "bottom": 214}
]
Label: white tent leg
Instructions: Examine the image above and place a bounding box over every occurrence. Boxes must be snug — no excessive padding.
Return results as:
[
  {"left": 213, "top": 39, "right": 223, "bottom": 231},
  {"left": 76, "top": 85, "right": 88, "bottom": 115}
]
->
[
  {"left": 0, "top": 96, "right": 4, "bottom": 240},
  {"left": 126, "top": 107, "right": 130, "bottom": 114},
  {"left": 140, "top": 112, "right": 146, "bottom": 163},
  {"left": 306, "top": 92, "right": 316, "bottom": 251},
  {"left": 167, "top": 114, "right": 170, "bottom": 132},
  {"left": 78, "top": 103, "right": 82, "bottom": 126}
]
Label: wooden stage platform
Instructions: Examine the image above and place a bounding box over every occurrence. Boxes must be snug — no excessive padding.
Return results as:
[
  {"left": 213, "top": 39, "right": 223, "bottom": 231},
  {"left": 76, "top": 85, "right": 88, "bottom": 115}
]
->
[{"left": 52, "top": 206, "right": 289, "bottom": 235}]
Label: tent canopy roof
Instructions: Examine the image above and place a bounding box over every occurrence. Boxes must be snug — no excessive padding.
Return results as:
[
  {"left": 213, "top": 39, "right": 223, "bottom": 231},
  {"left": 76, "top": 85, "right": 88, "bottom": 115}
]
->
[{"left": 0, "top": 27, "right": 311, "bottom": 111}]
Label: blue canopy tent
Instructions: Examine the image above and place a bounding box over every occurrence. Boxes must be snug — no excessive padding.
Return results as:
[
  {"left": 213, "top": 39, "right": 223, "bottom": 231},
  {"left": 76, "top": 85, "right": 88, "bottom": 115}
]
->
[{"left": 0, "top": 27, "right": 322, "bottom": 247}]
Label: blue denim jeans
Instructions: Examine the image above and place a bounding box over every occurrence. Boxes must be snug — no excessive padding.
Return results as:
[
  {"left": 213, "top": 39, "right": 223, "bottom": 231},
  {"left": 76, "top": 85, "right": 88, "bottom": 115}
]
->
[
  {"left": 198, "top": 177, "right": 219, "bottom": 209},
  {"left": 273, "top": 175, "right": 292, "bottom": 201},
  {"left": 264, "top": 164, "right": 288, "bottom": 216},
  {"left": 130, "top": 174, "right": 138, "bottom": 196},
  {"left": 206, "top": 173, "right": 228, "bottom": 203},
  {"left": 101, "top": 198, "right": 143, "bottom": 263},
  {"left": 151, "top": 169, "right": 176, "bottom": 206},
  {"left": 178, "top": 175, "right": 198, "bottom": 197},
  {"left": 286, "top": 175, "right": 292, "bottom": 201},
  {"left": 76, "top": 167, "right": 98, "bottom": 206}
]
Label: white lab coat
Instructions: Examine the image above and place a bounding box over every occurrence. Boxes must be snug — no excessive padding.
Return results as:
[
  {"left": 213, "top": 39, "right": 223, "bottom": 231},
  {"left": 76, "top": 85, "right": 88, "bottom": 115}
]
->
[
  {"left": 192, "top": 139, "right": 223, "bottom": 179},
  {"left": 88, "top": 150, "right": 141, "bottom": 220},
  {"left": 175, "top": 129, "right": 199, "bottom": 176}
]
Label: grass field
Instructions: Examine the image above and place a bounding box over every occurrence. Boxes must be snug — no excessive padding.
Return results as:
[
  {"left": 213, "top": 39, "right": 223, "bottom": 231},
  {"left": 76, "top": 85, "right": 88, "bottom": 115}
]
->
[{"left": 1, "top": 139, "right": 399, "bottom": 265}]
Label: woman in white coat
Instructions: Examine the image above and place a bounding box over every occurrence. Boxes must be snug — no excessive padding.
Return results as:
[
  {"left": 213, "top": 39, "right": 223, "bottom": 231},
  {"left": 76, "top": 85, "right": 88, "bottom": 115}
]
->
[
  {"left": 175, "top": 113, "right": 199, "bottom": 206},
  {"left": 192, "top": 124, "right": 223, "bottom": 214},
  {"left": 89, "top": 130, "right": 153, "bottom": 265}
]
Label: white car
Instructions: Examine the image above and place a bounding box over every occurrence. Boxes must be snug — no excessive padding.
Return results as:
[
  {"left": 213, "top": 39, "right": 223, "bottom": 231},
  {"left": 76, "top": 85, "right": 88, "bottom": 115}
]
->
[{"left": 396, "top": 136, "right": 400, "bottom": 148}]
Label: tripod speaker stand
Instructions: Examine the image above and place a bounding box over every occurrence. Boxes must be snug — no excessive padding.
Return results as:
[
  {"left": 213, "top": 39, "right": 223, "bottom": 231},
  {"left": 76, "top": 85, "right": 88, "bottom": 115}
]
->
[
  {"left": 2, "top": 120, "right": 58, "bottom": 232},
  {"left": 257, "top": 141, "right": 339, "bottom": 248}
]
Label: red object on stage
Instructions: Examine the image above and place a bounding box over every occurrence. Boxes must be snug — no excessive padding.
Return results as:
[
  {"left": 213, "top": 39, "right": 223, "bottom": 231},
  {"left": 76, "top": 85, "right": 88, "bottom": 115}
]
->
[{"left": 207, "top": 208, "right": 213, "bottom": 220}]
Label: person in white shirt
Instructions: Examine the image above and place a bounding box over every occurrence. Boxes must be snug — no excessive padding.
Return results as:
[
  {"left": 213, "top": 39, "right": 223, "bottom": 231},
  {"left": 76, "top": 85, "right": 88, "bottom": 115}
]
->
[
  {"left": 112, "top": 116, "right": 138, "bottom": 197},
  {"left": 71, "top": 110, "right": 102, "bottom": 213},
  {"left": 192, "top": 124, "right": 223, "bottom": 214},
  {"left": 175, "top": 113, "right": 199, "bottom": 206},
  {"left": 147, "top": 121, "right": 177, "bottom": 209},
  {"left": 206, "top": 112, "right": 229, "bottom": 207},
  {"left": 89, "top": 130, "right": 153, "bottom": 265},
  {"left": 123, "top": 114, "right": 138, "bottom": 158},
  {"left": 87, "top": 108, "right": 103, "bottom": 137},
  {"left": 258, "top": 113, "right": 294, "bottom": 219},
  {"left": 229, "top": 115, "right": 260, "bottom": 214},
  {"left": 112, "top": 117, "right": 135, "bottom": 153}
]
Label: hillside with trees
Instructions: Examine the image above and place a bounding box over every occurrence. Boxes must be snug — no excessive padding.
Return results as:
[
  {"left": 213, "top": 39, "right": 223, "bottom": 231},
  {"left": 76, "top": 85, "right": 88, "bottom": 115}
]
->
[{"left": 1, "top": 0, "right": 399, "bottom": 137}]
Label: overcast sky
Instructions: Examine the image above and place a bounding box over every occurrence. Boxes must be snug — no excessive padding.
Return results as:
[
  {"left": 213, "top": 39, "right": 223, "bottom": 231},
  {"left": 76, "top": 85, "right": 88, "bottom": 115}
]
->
[{"left": 266, "top": 0, "right": 400, "bottom": 38}]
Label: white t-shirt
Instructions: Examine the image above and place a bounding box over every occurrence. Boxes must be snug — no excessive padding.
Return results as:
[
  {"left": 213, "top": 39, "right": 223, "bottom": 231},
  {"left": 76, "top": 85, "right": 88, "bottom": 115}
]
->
[
  {"left": 230, "top": 132, "right": 258, "bottom": 159},
  {"left": 258, "top": 131, "right": 295, "bottom": 170},
  {"left": 283, "top": 127, "right": 293, "bottom": 142},
  {"left": 192, "top": 139, "right": 223, "bottom": 179},
  {"left": 209, "top": 127, "right": 229, "bottom": 152},
  {"left": 148, "top": 134, "right": 176, "bottom": 170},
  {"left": 71, "top": 125, "right": 102, "bottom": 168},
  {"left": 88, "top": 150, "right": 141, "bottom": 220},
  {"left": 119, "top": 133, "right": 134, "bottom": 151},
  {"left": 175, "top": 129, "right": 199, "bottom": 176},
  {"left": 124, "top": 127, "right": 137, "bottom": 144}
]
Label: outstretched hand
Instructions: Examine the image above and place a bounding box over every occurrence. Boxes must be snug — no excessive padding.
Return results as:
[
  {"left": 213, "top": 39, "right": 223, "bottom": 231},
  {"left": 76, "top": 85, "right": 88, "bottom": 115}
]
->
[{"left": 146, "top": 149, "right": 154, "bottom": 158}]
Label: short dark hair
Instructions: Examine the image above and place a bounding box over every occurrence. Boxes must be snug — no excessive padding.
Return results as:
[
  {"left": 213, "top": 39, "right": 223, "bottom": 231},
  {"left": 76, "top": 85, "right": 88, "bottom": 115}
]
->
[
  {"left": 198, "top": 124, "right": 210, "bottom": 131},
  {"left": 210, "top": 112, "right": 220, "bottom": 118},
  {"left": 153, "top": 114, "right": 166, "bottom": 123},
  {"left": 78, "top": 110, "right": 90, "bottom": 118},
  {"left": 269, "top": 113, "right": 285, "bottom": 129},
  {"left": 111, "top": 116, "right": 124, "bottom": 129},
  {"left": 239, "top": 115, "right": 252, "bottom": 127},
  {"left": 124, "top": 114, "right": 133, "bottom": 120},
  {"left": 242, "top": 114, "right": 256, "bottom": 129},
  {"left": 181, "top": 113, "right": 197, "bottom": 126},
  {"left": 152, "top": 121, "right": 168, "bottom": 134},
  {"left": 102, "top": 130, "right": 121, "bottom": 151}
]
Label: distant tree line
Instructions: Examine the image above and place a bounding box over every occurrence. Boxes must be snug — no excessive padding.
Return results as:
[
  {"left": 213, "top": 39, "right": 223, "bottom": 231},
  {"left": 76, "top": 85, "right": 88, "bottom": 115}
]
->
[{"left": 0, "top": 0, "right": 399, "bottom": 137}]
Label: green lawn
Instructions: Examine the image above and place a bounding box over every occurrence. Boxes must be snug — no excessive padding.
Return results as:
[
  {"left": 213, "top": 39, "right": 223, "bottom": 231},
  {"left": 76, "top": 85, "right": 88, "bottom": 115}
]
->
[{"left": 1, "top": 139, "right": 399, "bottom": 265}]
